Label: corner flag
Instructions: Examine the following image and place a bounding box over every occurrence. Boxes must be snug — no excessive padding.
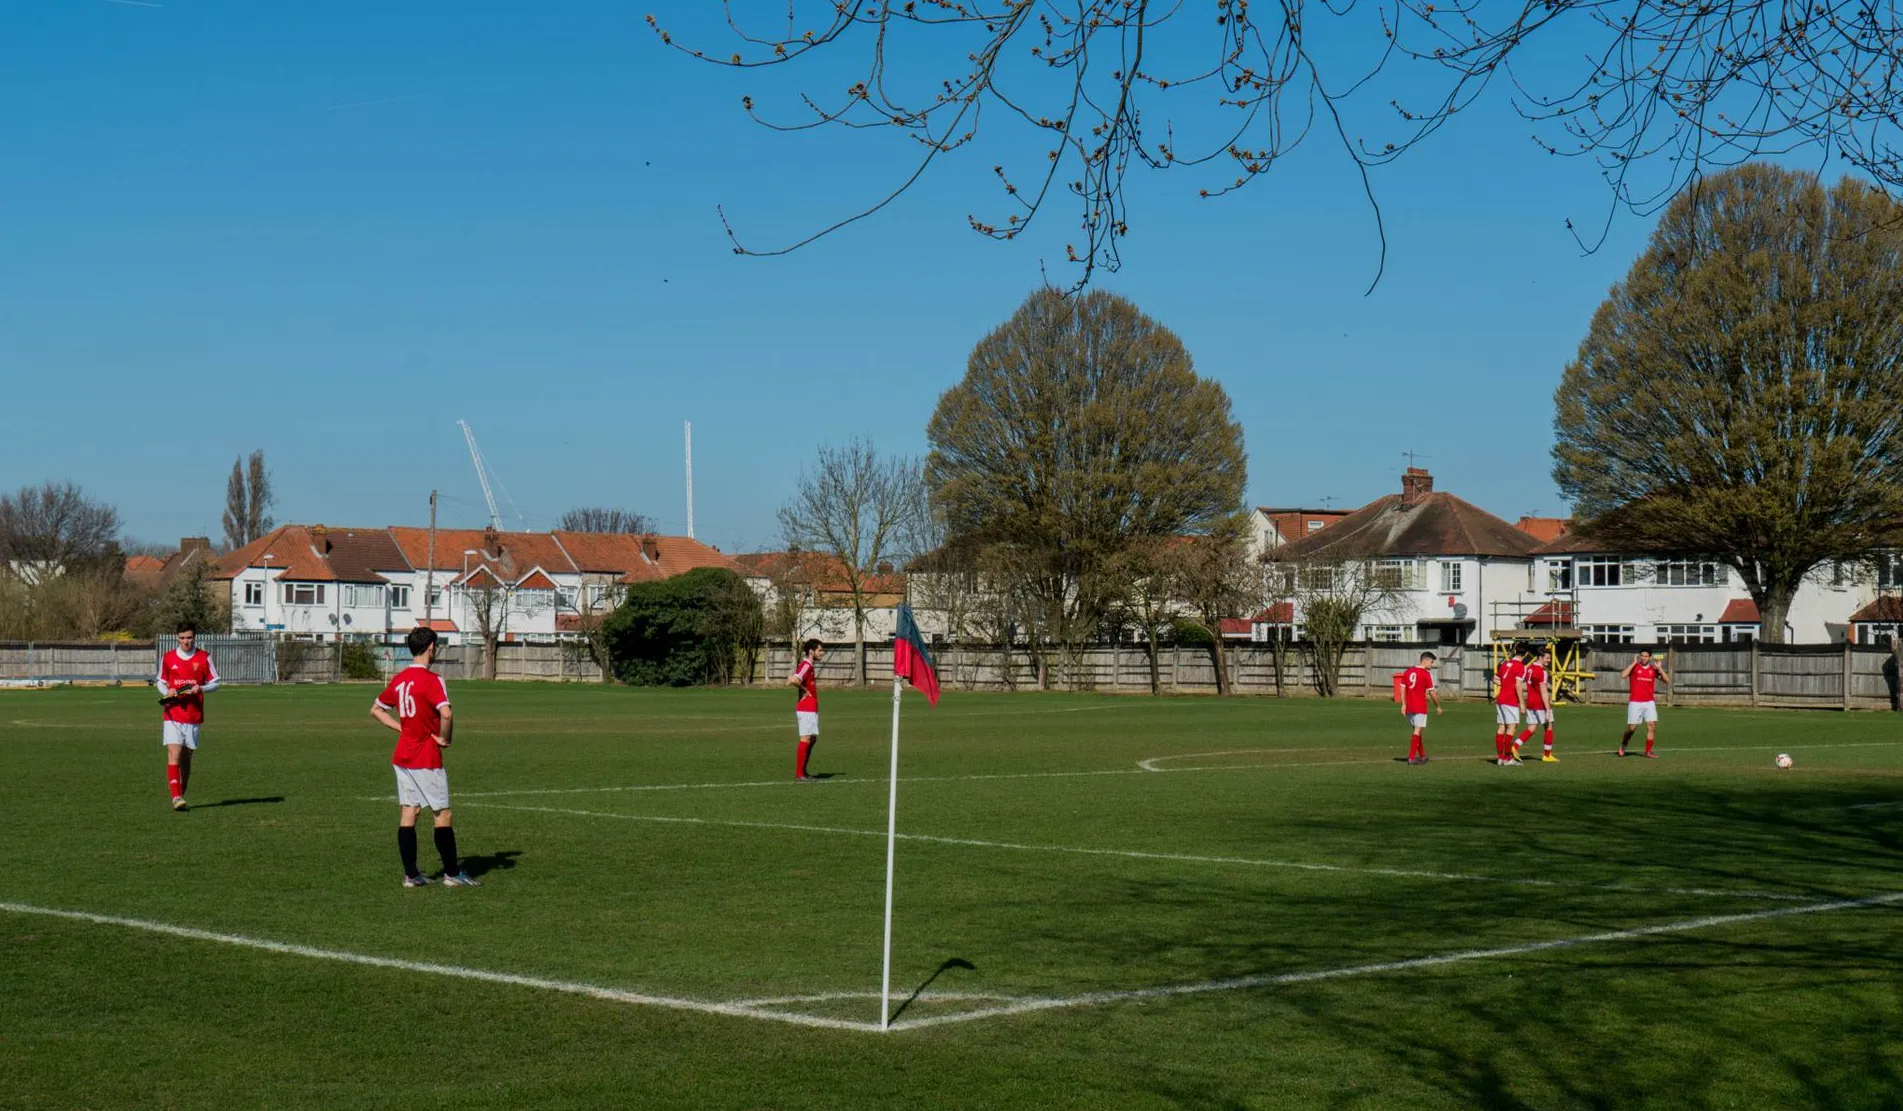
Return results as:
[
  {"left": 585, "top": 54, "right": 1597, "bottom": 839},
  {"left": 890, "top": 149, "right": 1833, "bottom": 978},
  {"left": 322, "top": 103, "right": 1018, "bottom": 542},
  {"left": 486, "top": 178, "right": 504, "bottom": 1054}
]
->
[{"left": 893, "top": 604, "right": 939, "bottom": 706}]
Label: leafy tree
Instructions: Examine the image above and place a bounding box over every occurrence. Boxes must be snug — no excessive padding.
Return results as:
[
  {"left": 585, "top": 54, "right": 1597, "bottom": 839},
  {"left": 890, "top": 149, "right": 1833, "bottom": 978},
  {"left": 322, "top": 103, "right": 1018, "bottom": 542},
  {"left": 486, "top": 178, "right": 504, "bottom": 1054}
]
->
[
  {"left": 557, "top": 507, "right": 654, "bottom": 534},
  {"left": 1553, "top": 165, "right": 1903, "bottom": 644},
  {"left": 777, "top": 439, "right": 919, "bottom": 686},
  {"left": 603, "top": 567, "right": 764, "bottom": 686},
  {"left": 151, "top": 559, "right": 228, "bottom": 638},
  {"left": 1166, "top": 524, "right": 1261, "bottom": 696},
  {"left": 927, "top": 288, "right": 1246, "bottom": 662},
  {"left": 221, "top": 450, "right": 275, "bottom": 551},
  {"left": 653, "top": 3, "right": 1903, "bottom": 284}
]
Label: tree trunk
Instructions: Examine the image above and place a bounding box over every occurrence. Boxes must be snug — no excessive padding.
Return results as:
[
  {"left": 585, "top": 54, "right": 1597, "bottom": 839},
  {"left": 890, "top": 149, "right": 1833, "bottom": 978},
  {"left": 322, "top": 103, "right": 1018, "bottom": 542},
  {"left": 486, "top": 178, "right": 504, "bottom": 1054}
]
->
[
  {"left": 482, "top": 635, "right": 499, "bottom": 680},
  {"left": 1209, "top": 636, "right": 1230, "bottom": 696},
  {"left": 1145, "top": 633, "right": 1161, "bottom": 695},
  {"left": 854, "top": 610, "right": 867, "bottom": 687},
  {"left": 1753, "top": 586, "right": 1796, "bottom": 645}
]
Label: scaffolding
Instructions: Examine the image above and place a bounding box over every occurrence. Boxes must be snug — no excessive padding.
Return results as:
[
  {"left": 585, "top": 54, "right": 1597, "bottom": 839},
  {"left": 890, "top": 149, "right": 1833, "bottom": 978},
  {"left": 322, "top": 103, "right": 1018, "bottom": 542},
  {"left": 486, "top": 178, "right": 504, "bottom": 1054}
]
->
[{"left": 1488, "top": 591, "right": 1596, "bottom": 702}]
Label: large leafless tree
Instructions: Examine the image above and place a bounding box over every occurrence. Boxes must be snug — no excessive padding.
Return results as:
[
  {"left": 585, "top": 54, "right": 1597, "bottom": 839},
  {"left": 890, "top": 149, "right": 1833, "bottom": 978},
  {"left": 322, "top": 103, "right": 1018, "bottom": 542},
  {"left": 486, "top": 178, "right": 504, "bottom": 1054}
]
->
[
  {"left": 653, "top": 1, "right": 1903, "bottom": 284},
  {"left": 557, "top": 507, "right": 656, "bottom": 534},
  {"left": 1553, "top": 164, "right": 1903, "bottom": 644},
  {"left": 221, "top": 450, "right": 276, "bottom": 551},
  {"left": 0, "top": 482, "right": 122, "bottom": 573}
]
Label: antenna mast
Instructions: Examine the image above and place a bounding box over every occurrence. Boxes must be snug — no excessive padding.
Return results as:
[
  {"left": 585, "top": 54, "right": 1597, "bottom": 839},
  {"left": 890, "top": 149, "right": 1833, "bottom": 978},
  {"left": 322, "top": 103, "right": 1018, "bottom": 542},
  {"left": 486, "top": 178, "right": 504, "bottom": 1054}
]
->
[
  {"left": 458, "top": 419, "right": 502, "bottom": 531},
  {"left": 685, "top": 420, "right": 695, "bottom": 540}
]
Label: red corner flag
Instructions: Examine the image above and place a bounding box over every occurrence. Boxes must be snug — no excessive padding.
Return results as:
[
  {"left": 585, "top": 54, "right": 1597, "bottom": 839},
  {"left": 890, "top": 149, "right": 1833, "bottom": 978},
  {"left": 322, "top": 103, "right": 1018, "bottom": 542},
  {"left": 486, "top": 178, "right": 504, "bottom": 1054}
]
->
[{"left": 893, "top": 604, "right": 940, "bottom": 706}]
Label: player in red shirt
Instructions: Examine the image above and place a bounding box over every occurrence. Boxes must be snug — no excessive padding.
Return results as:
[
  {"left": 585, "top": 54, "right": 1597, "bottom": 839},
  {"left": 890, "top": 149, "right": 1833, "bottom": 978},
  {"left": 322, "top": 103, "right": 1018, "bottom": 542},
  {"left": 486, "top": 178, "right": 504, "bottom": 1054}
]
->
[
  {"left": 785, "top": 638, "right": 825, "bottom": 781},
  {"left": 1399, "top": 651, "right": 1444, "bottom": 765},
  {"left": 155, "top": 622, "right": 220, "bottom": 811},
  {"left": 1619, "top": 648, "right": 1671, "bottom": 758},
  {"left": 372, "top": 627, "right": 479, "bottom": 887},
  {"left": 1491, "top": 644, "right": 1531, "bottom": 765},
  {"left": 1516, "top": 645, "right": 1559, "bottom": 762}
]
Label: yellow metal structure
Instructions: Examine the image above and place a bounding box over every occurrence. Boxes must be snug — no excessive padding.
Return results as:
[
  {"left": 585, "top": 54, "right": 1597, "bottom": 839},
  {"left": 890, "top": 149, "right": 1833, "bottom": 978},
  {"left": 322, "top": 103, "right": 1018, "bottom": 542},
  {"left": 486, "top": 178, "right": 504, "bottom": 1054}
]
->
[{"left": 1487, "top": 635, "right": 1596, "bottom": 703}]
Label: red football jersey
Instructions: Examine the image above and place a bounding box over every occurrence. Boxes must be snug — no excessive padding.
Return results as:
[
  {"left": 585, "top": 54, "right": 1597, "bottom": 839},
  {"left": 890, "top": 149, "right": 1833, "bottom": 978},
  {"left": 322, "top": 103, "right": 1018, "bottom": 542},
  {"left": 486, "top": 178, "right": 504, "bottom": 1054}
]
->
[
  {"left": 1494, "top": 659, "right": 1526, "bottom": 706},
  {"left": 158, "top": 649, "right": 218, "bottom": 724},
  {"left": 1525, "top": 663, "right": 1549, "bottom": 711},
  {"left": 791, "top": 658, "right": 818, "bottom": 713},
  {"left": 1400, "top": 666, "right": 1436, "bottom": 715},
  {"left": 376, "top": 666, "right": 451, "bottom": 770},
  {"left": 1629, "top": 662, "right": 1660, "bottom": 703}
]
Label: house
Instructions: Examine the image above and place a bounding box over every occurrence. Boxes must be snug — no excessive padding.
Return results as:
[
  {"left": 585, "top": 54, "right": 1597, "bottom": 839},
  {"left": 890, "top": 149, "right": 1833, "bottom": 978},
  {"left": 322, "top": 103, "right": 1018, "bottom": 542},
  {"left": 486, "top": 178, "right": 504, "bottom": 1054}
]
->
[
  {"left": 125, "top": 537, "right": 216, "bottom": 594},
  {"left": 215, "top": 524, "right": 734, "bottom": 645},
  {"left": 1249, "top": 507, "right": 1353, "bottom": 562},
  {"left": 1265, "top": 468, "right": 1545, "bottom": 645},
  {"left": 1527, "top": 533, "right": 1890, "bottom": 644},
  {"left": 734, "top": 550, "right": 910, "bottom": 642}
]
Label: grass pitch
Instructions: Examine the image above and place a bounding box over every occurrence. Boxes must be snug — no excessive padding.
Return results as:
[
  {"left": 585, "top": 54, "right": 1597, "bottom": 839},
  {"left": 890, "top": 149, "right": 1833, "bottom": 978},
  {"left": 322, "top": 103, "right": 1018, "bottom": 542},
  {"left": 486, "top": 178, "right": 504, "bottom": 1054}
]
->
[{"left": 3, "top": 682, "right": 1902, "bottom": 1110}]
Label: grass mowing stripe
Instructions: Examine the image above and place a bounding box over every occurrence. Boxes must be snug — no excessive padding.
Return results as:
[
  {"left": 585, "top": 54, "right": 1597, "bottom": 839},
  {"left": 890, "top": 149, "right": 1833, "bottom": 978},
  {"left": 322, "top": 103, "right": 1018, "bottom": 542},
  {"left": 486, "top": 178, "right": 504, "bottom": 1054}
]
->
[
  {"left": 482, "top": 803, "right": 1820, "bottom": 903},
  {"left": 887, "top": 891, "right": 1903, "bottom": 1032},
  {"left": 0, "top": 900, "right": 884, "bottom": 1033}
]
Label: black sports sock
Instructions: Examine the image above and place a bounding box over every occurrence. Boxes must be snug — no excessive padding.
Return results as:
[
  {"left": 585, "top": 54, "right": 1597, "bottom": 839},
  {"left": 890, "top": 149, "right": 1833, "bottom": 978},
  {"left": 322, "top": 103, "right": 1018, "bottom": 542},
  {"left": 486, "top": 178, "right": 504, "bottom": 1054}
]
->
[
  {"left": 433, "top": 826, "right": 459, "bottom": 876},
  {"left": 398, "top": 825, "right": 420, "bottom": 876}
]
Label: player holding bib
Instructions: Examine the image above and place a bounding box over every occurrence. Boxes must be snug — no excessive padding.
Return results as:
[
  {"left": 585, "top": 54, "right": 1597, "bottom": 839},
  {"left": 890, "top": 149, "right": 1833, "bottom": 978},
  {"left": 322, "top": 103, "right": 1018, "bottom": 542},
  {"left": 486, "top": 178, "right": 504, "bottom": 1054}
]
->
[
  {"left": 372, "top": 627, "right": 480, "bottom": 887},
  {"left": 1619, "top": 649, "right": 1670, "bottom": 758},
  {"left": 787, "top": 638, "right": 824, "bottom": 781},
  {"left": 1517, "top": 645, "right": 1558, "bottom": 762},
  {"left": 1492, "top": 645, "right": 1530, "bottom": 765},
  {"left": 155, "top": 622, "right": 220, "bottom": 811},
  {"left": 1399, "top": 651, "right": 1443, "bottom": 765}
]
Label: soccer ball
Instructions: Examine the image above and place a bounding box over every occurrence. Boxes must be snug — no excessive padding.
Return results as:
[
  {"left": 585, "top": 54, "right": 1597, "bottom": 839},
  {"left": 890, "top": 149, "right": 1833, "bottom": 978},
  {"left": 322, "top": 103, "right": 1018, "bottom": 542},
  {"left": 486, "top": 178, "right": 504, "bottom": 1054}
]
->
[{"left": 1774, "top": 753, "right": 1794, "bottom": 769}]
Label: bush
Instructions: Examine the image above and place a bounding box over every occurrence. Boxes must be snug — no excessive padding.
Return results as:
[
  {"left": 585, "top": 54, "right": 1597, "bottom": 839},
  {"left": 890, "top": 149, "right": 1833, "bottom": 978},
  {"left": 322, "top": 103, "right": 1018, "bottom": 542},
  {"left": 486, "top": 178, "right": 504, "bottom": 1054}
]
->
[
  {"left": 340, "top": 640, "right": 382, "bottom": 681},
  {"left": 603, "top": 568, "right": 763, "bottom": 686}
]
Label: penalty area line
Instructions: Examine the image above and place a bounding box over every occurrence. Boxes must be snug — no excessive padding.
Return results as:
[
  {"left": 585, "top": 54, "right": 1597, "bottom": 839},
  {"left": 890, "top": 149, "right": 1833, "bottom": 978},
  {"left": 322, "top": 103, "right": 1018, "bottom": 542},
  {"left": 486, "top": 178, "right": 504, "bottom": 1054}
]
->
[
  {"left": 886, "top": 890, "right": 1903, "bottom": 1031},
  {"left": 483, "top": 803, "right": 1819, "bottom": 903},
  {"left": 0, "top": 901, "right": 881, "bottom": 1033}
]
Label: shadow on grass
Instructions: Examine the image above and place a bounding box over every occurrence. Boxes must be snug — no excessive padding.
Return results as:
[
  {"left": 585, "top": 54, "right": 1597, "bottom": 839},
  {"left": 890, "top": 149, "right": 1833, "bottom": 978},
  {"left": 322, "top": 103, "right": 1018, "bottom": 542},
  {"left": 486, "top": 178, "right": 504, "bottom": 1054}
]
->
[
  {"left": 459, "top": 850, "right": 523, "bottom": 879},
  {"left": 198, "top": 796, "right": 285, "bottom": 808},
  {"left": 888, "top": 957, "right": 977, "bottom": 1024}
]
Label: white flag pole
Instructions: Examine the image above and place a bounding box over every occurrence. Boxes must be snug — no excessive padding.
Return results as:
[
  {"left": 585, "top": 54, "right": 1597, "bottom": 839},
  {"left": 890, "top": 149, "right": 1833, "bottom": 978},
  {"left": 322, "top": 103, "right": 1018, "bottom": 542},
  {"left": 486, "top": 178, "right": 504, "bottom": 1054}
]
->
[{"left": 880, "top": 671, "right": 903, "bottom": 1031}]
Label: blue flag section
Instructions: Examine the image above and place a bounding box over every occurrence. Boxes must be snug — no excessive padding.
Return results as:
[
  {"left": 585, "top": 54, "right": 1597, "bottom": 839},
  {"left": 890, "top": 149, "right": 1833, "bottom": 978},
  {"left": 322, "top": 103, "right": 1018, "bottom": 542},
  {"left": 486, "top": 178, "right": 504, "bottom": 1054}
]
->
[{"left": 893, "top": 604, "right": 940, "bottom": 706}]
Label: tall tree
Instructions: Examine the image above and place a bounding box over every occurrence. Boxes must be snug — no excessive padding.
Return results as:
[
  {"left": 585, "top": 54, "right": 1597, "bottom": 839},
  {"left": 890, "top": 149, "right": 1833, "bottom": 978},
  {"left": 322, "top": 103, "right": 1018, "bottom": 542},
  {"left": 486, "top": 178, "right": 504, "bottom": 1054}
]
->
[
  {"left": 557, "top": 507, "right": 655, "bottom": 534},
  {"left": 0, "top": 482, "right": 121, "bottom": 574},
  {"left": 1553, "top": 165, "right": 1903, "bottom": 644},
  {"left": 927, "top": 288, "right": 1246, "bottom": 659},
  {"left": 1167, "top": 523, "right": 1262, "bottom": 696},
  {"left": 654, "top": 4, "right": 1903, "bottom": 284},
  {"left": 777, "top": 439, "right": 919, "bottom": 686},
  {"left": 222, "top": 450, "right": 276, "bottom": 550}
]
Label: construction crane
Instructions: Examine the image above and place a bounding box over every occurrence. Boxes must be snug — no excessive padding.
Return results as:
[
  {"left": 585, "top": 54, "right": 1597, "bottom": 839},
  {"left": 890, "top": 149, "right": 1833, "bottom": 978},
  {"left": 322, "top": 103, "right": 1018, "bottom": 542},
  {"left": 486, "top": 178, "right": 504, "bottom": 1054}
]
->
[{"left": 456, "top": 419, "right": 527, "bottom": 532}]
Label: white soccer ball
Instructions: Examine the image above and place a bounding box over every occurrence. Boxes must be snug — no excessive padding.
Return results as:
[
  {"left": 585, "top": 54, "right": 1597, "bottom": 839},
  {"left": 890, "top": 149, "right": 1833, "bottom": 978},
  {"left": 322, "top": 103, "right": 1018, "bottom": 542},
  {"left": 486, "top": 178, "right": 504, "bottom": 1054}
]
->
[{"left": 1775, "top": 753, "right": 1793, "bottom": 769}]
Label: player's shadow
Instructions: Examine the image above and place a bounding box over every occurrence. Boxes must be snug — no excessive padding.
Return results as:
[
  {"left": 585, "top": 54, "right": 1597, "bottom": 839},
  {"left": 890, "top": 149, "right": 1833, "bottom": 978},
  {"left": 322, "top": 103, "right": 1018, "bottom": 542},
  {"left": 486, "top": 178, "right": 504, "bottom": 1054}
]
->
[
  {"left": 198, "top": 796, "right": 285, "bottom": 808},
  {"left": 460, "top": 850, "right": 523, "bottom": 878},
  {"left": 887, "top": 957, "right": 977, "bottom": 1024}
]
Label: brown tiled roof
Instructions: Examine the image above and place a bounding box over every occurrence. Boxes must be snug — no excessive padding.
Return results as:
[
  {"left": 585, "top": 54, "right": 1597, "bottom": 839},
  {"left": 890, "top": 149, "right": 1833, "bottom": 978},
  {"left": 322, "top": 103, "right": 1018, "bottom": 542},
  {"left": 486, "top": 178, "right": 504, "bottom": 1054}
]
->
[
  {"left": 1257, "top": 508, "right": 1352, "bottom": 543},
  {"left": 126, "top": 554, "right": 164, "bottom": 575},
  {"left": 387, "top": 527, "right": 578, "bottom": 576},
  {"left": 735, "top": 550, "right": 905, "bottom": 595},
  {"left": 515, "top": 569, "right": 559, "bottom": 591},
  {"left": 1525, "top": 600, "right": 1575, "bottom": 626},
  {"left": 1719, "top": 599, "right": 1761, "bottom": 623},
  {"left": 417, "top": 618, "right": 458, "bottom": 633},
  {"left": 549, "top": 531, "right": 651, "bottom": 574},
  {"left": 1531, "top": 530, "right": 1617, "bottom": 556},
  {"left": 1514, "top": 516, "right": 1571, "bottom": 543},
  {"left": 309, "top": 526, "right": 408, "bottom": 583},
  {"left": 1849, "top": 597, "right": 1903, "bottom": 623},
  {"left": 214, "top": 526, "right": 338, "bottom": 581},
  {"left": 1253, "top": 601, "right": 1295, "bottom": 624},
  {"left": 1273, "top": 492, "right": 1540, "bottom": 560}
]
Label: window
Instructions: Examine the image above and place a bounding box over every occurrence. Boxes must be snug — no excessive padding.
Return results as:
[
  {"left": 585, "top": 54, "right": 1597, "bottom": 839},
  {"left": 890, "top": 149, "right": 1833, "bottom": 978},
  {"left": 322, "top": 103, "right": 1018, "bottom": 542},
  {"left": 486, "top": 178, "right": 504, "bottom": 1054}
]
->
[
  {"left": 515, "top": 589, "right": 553, "bottom": 615},
  {"left": 281, "top": 582, "right": 325, "bottom": 606},
  {"left": 1579, "top": 558, "right": 1625, "bottom": 587},
  {"left": 389, "top": 585, "right": 411, "bottom": 610},
  {"left": 1365, "top": 625, "right": 1407, "bottom": 643},
  {"left": 1858, "top": 622, "right": 1900, "bottom": 647},
  {"left": 1725, "top": 625, "right": 1758, "bottom": 644},
  {"left": 342, "top": 584, "right": 386, "bottom": 608},
  {"left": 558, "top": 586, "right": 579, "bottom": 611},
  {"left": 1655, "top": 560, "right": 1723, "bottom": 587},
  {"left": 1657, "top": 624, "right": 1718, "bottom": 644},
  {"left": 1299, "top": 565, "right": 1337, "bottom": 593},
  {"left": 1545, "top": 559, "right": 1574, "bottom": 592},
  {"left": 1582, "top": 624, "right": 1636, "bottom": 644},
  {"left": 243, "top": 581, "right": 264, "bottom": 606},
  {"left": 1439, "top": 561, "right": 1463, "bottom": 593},
  {"left": 427, "top": 588, "right": 443, "bottom": 610},
  {"left": 1877, "top": 553, "right": 1903, "bottom": 591},
  {"left": 1371, "top": 558, "right": 1423, "bottom": 590}
]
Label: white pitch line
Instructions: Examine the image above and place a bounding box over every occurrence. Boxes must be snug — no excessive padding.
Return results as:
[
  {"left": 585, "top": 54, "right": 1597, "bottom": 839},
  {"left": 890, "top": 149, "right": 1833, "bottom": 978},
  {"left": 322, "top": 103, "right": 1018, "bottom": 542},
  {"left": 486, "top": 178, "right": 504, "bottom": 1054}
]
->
[
  {"left": 484, "top": 803, "right": 1817, "bottom": 903},
  {"left": 0, "top": 901, "right": 880, "bottom": 1033},
  {"left": 886, "top": 891, "right": 1903, "bottom": 1031}
]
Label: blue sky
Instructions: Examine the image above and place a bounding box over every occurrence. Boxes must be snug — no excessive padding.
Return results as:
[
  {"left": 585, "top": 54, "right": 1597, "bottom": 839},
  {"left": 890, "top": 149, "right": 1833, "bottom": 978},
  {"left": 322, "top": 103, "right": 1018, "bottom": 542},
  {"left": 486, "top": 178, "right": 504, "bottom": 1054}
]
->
[{"left": 1, "top": 2, "right": 1700, "bottom": 553}]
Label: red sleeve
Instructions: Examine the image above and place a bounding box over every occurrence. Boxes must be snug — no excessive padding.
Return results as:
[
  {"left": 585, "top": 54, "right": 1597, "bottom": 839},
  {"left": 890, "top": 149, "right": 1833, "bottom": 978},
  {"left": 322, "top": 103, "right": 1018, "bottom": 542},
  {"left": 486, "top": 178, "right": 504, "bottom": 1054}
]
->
[
  {"left": 793, "top": 660, "right": 811, "bottom": 683},
  {"left": 375, "top": 676, "right": 399, "bottom": 707},
  {"left": 428, "top": 673, "right": 449, "bottom": 708}
]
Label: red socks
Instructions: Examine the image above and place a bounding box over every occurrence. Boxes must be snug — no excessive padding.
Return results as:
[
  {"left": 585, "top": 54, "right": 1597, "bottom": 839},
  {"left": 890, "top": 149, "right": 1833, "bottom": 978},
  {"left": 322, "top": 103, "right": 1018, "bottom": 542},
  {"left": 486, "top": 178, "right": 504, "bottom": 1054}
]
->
[
  {"left": 795, "top": 739, "right": 812, "bottom": 779},
  {"left": 1543, "top": 728, "right": 1554, "bottom": 754},
  {"left": 1494, "top": 731, "right": 1508, "bottom": 761},
  {"left": 1516, "top": 728, "right": 1534, "bottom": 746},
  {"left": 166, "top": 766, "right": 182, "bottom": 799},
  {"left": 1644, "top": 737, "right": 1655, "bottom": 755},
  {"left": 1407, "top": 735, "right": 1423, "bottom": 760}
]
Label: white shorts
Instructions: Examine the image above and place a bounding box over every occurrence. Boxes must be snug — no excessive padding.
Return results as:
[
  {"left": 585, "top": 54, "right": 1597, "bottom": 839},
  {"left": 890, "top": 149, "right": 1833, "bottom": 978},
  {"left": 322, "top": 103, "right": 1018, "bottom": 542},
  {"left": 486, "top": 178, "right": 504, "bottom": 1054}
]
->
[
  {"left": 1526, "top": 709, "right": 1552, "bottom": 726},
  {"left": 1406, "top": 713, "right": 1428, "bottom": 729},
  {"left": 161, "top": 722, "right": 200, "bottom": 750},
  {"left": 1627, "top": 701, "right": 1659, "bottom": 725},
  {"left": 1495, "top": 704, "right": 1522, "bottom": 726},
  {"left": 795, "top": 710, "right": 819, "bottom": 737},
  {"left": 394, "top": 766, "right": 451, "bottom": 810}
]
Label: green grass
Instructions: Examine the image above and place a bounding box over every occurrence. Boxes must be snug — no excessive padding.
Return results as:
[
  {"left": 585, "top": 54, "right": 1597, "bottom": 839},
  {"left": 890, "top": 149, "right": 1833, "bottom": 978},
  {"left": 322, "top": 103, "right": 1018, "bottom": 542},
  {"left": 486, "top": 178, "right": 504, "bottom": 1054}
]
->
[{"left": 3, "top": 682, "right": 1902, "bottom": 1110}]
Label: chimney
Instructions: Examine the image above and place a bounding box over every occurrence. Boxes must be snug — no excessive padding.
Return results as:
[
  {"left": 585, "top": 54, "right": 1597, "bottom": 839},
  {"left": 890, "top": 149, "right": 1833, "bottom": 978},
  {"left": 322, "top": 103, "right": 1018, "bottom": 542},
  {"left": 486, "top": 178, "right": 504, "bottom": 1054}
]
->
[
  {"left": 641, "top": 536, "right": 660, "bottom": 562},
  {"left": 1401, "top": 467, "right": 1434, "bottom": 507}
]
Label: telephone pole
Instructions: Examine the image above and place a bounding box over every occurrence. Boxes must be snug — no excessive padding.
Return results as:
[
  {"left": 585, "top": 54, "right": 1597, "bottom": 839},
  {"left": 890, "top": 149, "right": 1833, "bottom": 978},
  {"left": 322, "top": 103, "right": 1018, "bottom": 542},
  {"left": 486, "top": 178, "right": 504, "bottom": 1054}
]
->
[{"left": 424, "top": 489, "right": 438, "bottom": 624}]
